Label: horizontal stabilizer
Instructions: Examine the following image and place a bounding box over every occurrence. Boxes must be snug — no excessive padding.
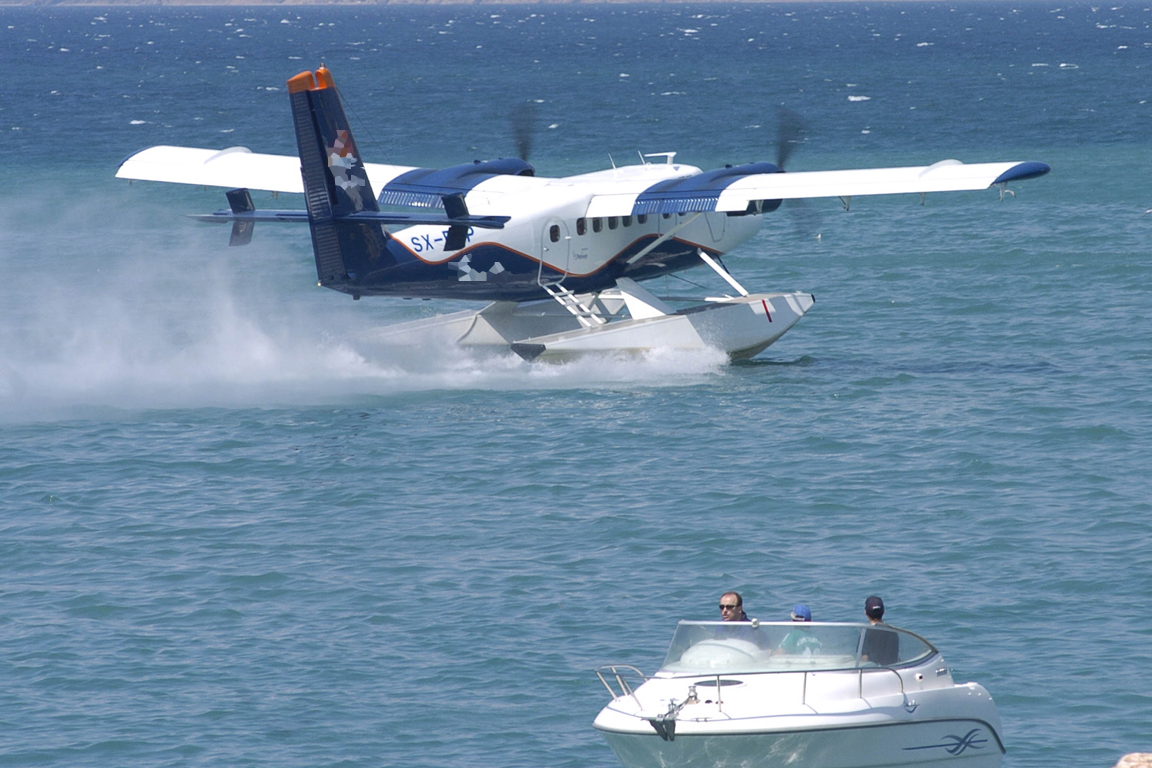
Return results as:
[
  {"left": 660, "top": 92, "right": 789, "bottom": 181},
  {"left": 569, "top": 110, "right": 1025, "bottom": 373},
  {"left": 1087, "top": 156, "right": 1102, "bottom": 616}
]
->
[
  {"left": 188, "top": 208, "right": 509, "bottom": 229},
  {"left": 189, "top": 210, "right": 309, "bottom": 225}
]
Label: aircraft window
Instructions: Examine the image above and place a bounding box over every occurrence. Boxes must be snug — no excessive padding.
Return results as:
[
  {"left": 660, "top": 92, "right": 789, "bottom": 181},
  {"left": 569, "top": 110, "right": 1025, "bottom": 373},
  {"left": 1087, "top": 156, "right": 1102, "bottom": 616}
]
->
[
  {"left": 608, "top": 217, "right": 618, "bottom": 230},
  {"left": 638, "top": 214, "right": 648, "bottom": 225},
  {"left": 576, "top": 218, "right": 586, "bottom": 236},
  {"left": 549, "top": 225, "right": 560, "bottom": 243},
  {"left": 623, "top": 216, "right": 632, "bottom": 227},
  {"left": 593, "top": 218, "right": 603, "bottom": 233}
]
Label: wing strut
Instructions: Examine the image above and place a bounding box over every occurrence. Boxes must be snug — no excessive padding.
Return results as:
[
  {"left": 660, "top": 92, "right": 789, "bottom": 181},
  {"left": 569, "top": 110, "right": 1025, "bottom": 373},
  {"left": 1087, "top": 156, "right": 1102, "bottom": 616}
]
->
[
  {"left": 697, "top": 250, "right": 749, "bottom": 297},
  {"left": 625, "top": 212, "right": 704, "bottom": 266}
]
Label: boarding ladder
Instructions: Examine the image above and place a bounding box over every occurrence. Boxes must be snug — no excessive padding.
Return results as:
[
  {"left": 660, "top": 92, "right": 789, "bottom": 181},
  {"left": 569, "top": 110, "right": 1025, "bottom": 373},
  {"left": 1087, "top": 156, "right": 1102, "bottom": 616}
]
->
[{"left": 541, "top": 282, "right": 607, "bottom": 328}]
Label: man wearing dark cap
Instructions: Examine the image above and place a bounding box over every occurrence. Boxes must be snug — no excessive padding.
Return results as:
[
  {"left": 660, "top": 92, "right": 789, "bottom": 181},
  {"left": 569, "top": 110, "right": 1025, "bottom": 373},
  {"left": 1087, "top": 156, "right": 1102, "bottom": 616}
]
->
[{"left": 860, "top": 595, "right": 899, "bottom": 665}]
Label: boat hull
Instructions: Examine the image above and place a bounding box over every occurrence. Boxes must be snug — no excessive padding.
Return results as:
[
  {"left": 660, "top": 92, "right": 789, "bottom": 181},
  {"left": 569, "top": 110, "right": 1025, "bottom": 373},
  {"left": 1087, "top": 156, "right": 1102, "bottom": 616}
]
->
[{"left": 599, "top": 719, "right": 1003, "bottom": 768}]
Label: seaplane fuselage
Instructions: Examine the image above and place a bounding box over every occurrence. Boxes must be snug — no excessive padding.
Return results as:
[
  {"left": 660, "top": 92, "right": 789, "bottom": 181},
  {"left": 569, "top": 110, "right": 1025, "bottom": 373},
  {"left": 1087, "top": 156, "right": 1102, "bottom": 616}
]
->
[{"left": 384, "top": 164, "right": 764, "bottom": 301}]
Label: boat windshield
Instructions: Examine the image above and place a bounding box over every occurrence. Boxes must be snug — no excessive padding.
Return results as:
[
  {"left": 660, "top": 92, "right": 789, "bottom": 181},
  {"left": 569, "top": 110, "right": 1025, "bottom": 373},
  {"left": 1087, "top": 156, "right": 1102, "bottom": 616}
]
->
[{"left": 659, "top": 621, "right": 937, "bottom": 675}]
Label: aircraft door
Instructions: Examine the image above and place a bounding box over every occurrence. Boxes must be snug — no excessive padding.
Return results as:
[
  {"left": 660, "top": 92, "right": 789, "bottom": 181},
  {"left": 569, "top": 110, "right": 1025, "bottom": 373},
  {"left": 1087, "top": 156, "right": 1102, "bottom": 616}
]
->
[{"left": 541, "top": 219, "right": 571, "bottom": 283}]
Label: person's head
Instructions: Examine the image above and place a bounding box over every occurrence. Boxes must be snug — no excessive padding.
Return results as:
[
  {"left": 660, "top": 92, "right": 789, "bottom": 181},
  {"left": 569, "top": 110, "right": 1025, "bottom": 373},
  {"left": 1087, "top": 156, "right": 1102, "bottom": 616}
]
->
[
  {"left": 719, "top": 592, "right": 744, "bottom": 621},
  {"left": 865, "top": 595, "right": 885, "bottom": 623},
  {"left": 790, "top": 603, "right": 812, "bottom": 622}
]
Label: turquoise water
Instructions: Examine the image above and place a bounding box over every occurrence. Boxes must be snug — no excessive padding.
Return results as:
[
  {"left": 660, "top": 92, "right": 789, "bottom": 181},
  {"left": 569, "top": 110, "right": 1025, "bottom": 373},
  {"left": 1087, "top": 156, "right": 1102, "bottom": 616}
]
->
[{"left": 2, "top": 4, "right": 1151, "bottom": 767}]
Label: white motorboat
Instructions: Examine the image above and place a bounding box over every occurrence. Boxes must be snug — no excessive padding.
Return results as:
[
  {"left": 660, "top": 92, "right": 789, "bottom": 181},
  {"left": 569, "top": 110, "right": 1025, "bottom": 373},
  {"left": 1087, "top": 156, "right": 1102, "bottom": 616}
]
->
[{"left": 594, "top": 621, "right": 1004, "bottom": 768}]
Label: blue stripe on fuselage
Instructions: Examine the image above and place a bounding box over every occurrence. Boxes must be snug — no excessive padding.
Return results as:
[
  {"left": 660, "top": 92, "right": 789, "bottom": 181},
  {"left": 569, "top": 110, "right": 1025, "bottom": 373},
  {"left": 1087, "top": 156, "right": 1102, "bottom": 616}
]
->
[{"left": 336, "top": 234, "right": 707, "bottom": 300}]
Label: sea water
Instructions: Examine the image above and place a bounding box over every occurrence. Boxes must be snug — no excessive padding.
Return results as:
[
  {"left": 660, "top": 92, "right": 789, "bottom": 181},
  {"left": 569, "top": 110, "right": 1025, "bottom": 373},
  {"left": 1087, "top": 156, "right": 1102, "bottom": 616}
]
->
[{"left": 1, "top": 3, "right": 1150, "bottom": 767}]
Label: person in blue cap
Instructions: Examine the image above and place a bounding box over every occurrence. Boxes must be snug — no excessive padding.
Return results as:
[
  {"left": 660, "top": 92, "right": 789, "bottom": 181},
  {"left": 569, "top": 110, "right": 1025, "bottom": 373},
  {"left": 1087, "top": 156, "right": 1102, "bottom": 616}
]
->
[{"left": 776, "top": 603, "right": 821, "bottom": 655}]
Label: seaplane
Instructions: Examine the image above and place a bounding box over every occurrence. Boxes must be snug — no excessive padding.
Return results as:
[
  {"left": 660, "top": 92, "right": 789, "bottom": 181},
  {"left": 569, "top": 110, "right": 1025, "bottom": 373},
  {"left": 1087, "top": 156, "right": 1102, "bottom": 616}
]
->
[{"left": 116, "top": 65, "right": 1050, "bottom": 362}]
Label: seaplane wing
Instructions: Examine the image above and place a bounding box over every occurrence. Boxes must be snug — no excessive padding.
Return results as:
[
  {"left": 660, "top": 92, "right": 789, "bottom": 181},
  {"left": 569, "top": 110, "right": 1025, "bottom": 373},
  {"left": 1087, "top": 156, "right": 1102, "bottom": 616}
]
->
[
  {"left": 116, "top": 146, "right": 1047, "bottom": 220},
  {"left": 116, "top": 145, "right": 555, "bottom": 215},
  {"left": 116, "top": 145, "right": 420, "bottom": 196},
  {"left": 585, "top": 159, "right": 1050, "bottom": 217}
]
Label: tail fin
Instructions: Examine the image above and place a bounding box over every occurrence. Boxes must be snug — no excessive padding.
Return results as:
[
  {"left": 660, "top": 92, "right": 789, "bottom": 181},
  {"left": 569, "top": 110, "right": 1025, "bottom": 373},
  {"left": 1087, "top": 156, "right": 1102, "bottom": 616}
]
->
[{"left": 287, "top": 66, "right": 393, "bottom": 292}]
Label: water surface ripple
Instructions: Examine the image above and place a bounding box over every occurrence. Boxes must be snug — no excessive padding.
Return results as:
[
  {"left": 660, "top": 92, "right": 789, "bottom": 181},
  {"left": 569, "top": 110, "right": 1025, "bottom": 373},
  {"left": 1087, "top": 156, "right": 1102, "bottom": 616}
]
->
[{"left": 2, "top": 4, "right": 1151, "bottom": 768}]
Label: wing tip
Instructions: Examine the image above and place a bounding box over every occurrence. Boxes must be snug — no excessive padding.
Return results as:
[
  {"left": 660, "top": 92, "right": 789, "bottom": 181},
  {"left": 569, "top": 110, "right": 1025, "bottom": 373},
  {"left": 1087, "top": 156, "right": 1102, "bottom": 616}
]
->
[
  {"left": 116, "top": 147, "right": 150, "bottom": 176},
  {"left": 993, "top": 161, "right": 1051, "bottom": 185}
]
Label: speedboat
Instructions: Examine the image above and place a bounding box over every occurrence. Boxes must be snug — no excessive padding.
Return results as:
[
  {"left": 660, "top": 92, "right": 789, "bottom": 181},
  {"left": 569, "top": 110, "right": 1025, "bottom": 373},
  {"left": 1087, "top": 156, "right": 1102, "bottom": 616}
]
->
[{"left": 593, "top": 620, "right": 1004, "bottom": 768}]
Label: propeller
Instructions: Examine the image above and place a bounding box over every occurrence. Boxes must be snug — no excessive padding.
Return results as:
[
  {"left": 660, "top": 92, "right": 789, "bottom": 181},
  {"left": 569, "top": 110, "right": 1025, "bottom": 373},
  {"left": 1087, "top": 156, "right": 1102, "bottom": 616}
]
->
[
  {"left": 775, "top": 108, "right": 808, "bottom": 170},
  {"left": 511, "top": 102, "right": 538, "bottom": 162},
  {"left": 772, "top": 108, "right": 823, "bottom": 240}
]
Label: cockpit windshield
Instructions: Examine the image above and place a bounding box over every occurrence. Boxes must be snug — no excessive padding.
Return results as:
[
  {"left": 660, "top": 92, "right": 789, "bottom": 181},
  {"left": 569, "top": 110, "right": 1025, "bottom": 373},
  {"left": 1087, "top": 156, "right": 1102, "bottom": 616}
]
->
[{"left": 658, "top": 621, "right": 937, "bottom": 675}]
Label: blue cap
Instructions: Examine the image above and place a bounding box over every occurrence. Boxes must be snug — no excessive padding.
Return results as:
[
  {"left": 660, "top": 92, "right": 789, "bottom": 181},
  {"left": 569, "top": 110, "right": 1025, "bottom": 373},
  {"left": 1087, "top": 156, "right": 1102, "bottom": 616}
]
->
[{"left": 791, "top": 603, "right": 812, "bottom": 621}]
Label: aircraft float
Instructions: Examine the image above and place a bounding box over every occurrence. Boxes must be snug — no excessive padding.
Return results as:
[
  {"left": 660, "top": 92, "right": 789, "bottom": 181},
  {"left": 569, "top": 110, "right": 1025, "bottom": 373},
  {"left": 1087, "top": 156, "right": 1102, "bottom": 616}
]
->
[{"left": 116, "top": 65, "right": 1050, "bottom": 361}]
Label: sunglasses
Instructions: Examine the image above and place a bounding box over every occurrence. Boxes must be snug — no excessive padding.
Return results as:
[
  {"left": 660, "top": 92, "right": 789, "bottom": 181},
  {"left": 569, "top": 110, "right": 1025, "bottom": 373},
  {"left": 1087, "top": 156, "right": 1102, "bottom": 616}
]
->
[{"left": 719, "top": 604, "right": 741, "bottom": 610}]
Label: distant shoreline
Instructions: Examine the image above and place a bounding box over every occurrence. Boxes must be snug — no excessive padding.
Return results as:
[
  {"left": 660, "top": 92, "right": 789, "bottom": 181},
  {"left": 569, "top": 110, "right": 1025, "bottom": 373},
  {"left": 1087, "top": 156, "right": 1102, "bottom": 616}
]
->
[{"left": 2, "top": 0, "right": 906, "bottom": 6}]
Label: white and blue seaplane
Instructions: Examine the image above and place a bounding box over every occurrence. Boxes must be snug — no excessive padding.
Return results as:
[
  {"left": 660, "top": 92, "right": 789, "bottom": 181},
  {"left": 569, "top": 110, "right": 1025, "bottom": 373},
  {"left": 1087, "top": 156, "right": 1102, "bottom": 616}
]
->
[{"left": 117, "top": 66, "right": 1049, "bottom": 361}]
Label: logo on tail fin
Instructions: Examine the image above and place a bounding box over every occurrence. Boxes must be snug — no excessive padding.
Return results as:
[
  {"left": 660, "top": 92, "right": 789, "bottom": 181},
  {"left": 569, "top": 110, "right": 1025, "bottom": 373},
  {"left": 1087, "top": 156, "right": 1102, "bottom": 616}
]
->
[{"left": 328, "top": 129, "right": 368, "bottom": 200}]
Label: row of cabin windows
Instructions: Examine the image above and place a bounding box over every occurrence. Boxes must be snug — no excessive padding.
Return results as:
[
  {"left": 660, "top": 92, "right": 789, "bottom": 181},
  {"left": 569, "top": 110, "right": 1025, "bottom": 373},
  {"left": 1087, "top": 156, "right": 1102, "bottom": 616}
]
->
[{"left": 549, "top": 212, "right": 682, "bottom": 243}]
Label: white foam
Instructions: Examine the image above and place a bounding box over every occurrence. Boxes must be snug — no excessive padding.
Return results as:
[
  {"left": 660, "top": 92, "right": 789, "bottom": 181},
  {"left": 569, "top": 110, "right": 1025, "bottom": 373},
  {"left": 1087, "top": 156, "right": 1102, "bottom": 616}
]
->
[{"left": 0, "top": 194, "right": 727, "bottom": 419}]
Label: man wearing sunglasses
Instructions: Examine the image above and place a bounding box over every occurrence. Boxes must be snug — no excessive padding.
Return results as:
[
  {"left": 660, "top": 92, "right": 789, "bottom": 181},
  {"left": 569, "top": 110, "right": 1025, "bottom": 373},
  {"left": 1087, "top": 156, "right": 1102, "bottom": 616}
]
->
[{"left": 719, "top": 592, "right": 749, "bottom": 622}]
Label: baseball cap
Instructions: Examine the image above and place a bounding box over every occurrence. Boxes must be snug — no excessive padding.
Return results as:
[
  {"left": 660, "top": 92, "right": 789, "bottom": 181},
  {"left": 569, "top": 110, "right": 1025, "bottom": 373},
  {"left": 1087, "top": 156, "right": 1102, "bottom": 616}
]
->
[
  {"left": 791, "top": 603, "right": 812, "bottom": 621},
  {"left": 865, "top": 595, "right": 885, "bottom": 619}
]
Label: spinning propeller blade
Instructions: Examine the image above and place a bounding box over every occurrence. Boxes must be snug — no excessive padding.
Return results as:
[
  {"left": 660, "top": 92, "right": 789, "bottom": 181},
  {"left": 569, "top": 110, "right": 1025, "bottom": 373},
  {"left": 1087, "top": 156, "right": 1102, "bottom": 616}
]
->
[
  {"left": 774, "top": 108, "right": 823, "bottom": 240},
  {"left": 775, "top": 108, "right": 808, "bottom": 171},
  {"left": 512, "top": 103, "right": 538, "bottom": 162}
]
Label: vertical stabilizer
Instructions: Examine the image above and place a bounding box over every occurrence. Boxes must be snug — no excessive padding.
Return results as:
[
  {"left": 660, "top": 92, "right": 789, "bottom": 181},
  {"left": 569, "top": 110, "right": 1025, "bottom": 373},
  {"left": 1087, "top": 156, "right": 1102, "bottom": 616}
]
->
[{"left": 287, "top": 66, "right": 393, "bottom": 293}]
